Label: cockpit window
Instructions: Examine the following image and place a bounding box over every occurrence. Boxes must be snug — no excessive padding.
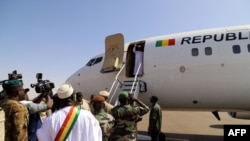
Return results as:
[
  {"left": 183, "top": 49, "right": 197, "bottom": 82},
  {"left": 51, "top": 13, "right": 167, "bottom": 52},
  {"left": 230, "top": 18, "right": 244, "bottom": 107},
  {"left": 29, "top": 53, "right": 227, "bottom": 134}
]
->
[
  {"left": 86, "top": 57, "right": 103, "bottom": 66},
  {"left": 94, "top": 57, "right": 103, "bottom": 64},
  {"left": 86, "top": 58, "right": 95, "bottom": 66}
]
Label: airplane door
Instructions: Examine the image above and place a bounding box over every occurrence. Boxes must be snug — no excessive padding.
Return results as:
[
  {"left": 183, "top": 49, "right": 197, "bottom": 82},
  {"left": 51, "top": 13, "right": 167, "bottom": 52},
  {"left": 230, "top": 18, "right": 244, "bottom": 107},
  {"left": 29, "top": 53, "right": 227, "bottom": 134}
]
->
[
  {"left": 101, "top": 33, "right": 124, "bottom": 73},
  {"left": 126, "top": 41, "right": 145, "bottom": 77}
]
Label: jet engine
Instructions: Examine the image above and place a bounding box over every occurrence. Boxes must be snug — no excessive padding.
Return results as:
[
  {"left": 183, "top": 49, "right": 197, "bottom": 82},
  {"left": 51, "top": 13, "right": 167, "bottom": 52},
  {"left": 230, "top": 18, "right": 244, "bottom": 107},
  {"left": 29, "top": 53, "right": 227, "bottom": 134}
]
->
[{"left": 228, "top": 112, "right": 250, "bottom": 120}]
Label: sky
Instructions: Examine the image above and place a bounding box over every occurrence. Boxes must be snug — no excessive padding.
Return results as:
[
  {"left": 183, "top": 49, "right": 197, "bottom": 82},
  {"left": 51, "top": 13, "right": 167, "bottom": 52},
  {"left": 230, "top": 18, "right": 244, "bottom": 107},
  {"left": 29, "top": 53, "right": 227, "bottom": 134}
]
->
[{"left": 1, "top": 0, "right": 250, "bottom": 98}]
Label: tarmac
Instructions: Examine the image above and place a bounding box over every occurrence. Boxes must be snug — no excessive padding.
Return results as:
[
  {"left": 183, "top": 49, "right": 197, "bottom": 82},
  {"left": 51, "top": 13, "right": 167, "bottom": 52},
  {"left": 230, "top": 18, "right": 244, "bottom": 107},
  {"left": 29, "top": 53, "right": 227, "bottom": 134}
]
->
[
  {"left": 136, "top": 111, "right": 250, "bottom": 141},
  {"left": 1, "top": 107, "right": 250, "bottom": 141}
]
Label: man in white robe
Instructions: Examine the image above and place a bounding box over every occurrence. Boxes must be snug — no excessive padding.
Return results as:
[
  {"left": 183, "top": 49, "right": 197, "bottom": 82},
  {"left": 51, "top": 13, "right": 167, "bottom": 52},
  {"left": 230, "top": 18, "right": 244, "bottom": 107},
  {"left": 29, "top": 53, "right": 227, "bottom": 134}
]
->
[
  {"left": 133, "top": 44, "right": 143, "bottom": 76},
  {"left": 36, "top": 83, "right": 102, "bottom": 141}
]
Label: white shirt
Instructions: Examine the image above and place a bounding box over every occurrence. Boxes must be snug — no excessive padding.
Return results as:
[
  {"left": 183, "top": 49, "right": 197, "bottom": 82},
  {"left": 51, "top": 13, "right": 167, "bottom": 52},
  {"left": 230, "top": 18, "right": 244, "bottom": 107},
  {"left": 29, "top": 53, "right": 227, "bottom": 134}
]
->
[{"left": 36, "top": 106, "right": 102, "bottom": 141}]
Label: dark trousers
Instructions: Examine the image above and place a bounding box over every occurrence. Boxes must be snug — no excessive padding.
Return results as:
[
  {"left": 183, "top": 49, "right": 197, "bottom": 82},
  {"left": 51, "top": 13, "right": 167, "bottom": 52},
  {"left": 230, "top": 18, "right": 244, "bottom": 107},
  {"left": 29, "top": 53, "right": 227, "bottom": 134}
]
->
[{"left": 150, "top": 130, "right": 160, "bottom": 141}]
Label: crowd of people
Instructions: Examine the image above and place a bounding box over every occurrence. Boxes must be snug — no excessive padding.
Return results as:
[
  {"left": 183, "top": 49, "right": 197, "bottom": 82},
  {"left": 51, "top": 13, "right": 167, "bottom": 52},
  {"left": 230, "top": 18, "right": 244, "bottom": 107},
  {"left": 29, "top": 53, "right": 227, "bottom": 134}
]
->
[{"left": 0, "top": 79, "right": 163, "bottom": 141}]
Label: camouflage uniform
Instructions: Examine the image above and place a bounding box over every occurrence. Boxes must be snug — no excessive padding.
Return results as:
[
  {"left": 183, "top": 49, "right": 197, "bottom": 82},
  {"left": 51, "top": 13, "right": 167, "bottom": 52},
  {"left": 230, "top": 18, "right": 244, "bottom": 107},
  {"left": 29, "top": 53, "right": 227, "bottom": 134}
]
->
[
  {"left": 91, "top": 101, "right": 114, "bottom": 114},
  {"left": 103, "top": 101, "right": 113, "bottom": 114},
  {"left": 94, "top": 109, "right": 115, "bottom": 141},
  {"left": 111, "top": 104, "right": 149, "bottom": 141},
  {"left": 0, "top": 98, "right": 29, "bottom": 141}
]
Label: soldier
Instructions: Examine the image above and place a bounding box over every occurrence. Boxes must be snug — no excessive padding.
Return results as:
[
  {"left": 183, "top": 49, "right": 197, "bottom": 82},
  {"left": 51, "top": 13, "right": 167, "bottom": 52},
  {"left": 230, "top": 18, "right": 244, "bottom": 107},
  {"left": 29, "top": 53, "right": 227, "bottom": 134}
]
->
[
  {"left": 91, "top": 90, "right": 114, "bottom": 114},
  {"left": 75, "top": 92, "right": 91, "bottom": 111},
  {"left": 148, "top": 96, "right": 162, "bottom": 141},
  {"left": 0, "top": 80, "right": 29, "bottom": 141},
  {"left": 92, "top": 95, "right": 115, "bottom": 141},
  {"left": 111, "top": 91, "right": 149, "bottom": 141},
  {"left": 98, "top": 90, "right": 113, "bottom": 114}
]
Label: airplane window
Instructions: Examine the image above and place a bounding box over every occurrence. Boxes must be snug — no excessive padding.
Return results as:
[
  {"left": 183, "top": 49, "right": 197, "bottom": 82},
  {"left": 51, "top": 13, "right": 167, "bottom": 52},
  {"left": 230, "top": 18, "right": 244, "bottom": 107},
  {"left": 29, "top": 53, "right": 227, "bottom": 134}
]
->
[
  {"left": 248, "top": 44, "right": 250, "bottom": 53},
  {"left": 86, "top": 58, "right": 95, "bottom": 66},
  {"left": 205, "top": 47, "right": 212, "bottom": 56},
  {"left": 192, "top": 48, "right": 199, "bottom": 56},
  {"left": 232, "top": 45, "right": 241, "bottom": 54},
  {"left": 85, "top": 57, "right": 103, "bottom": 66},
  {"left": 93, "top": 57, "right": 103, "bottom": 65}
]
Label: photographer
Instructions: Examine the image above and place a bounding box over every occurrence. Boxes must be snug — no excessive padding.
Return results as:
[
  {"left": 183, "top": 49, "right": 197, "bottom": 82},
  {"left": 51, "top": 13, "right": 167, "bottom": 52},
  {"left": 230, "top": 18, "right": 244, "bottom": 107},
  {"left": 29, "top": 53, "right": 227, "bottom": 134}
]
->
[
  {"left": 26, "top": 73, "right": 55, "bottom": 141},
  {"left": 19, "top": 88, "right": 53, "bottom": 115},
  {"left": 1, "top": 70, "right": 54, "bottom": 140},
  {"left": 0, "top": 71, "right": 53, "bottom": 115},
  {"left": 20, "top": 89, "right": 53, "bottom": 141},
  {"left": 1, "top": 70, "right": 52, "bottom": 115}
]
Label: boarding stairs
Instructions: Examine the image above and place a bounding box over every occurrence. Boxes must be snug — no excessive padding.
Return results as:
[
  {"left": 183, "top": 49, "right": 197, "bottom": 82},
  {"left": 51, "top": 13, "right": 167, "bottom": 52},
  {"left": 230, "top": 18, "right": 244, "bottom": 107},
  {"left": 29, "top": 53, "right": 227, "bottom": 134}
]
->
[
  {"left": 122, "top": 80, "right": 140, "bottom": 96},
  {"left": 108, "top": 63, "right": 146, "bottom": 105}
]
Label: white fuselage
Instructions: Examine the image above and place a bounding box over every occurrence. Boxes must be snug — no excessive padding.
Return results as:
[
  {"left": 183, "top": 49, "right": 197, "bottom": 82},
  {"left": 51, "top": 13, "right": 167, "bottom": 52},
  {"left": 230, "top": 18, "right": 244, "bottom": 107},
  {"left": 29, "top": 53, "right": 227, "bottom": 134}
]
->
[{"left": 67, "top": 25, "right": 250, "bottom": 112}]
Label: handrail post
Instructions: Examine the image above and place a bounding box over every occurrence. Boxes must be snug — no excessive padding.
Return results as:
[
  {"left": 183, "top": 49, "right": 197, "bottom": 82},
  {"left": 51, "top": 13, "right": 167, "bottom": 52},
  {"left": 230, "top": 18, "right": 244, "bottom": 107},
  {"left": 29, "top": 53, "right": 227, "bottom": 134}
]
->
[
  {"left": 108, "top": 63, "right": 126, "bottom": 103},
  {"left": 130, "top": 63, "right": 142, "bottom": 94}
]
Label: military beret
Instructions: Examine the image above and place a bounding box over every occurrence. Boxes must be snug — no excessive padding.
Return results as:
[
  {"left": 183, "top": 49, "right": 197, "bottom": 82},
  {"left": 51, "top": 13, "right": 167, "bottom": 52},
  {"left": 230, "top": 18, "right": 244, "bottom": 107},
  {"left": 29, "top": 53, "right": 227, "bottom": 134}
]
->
[
  {"left": 3, "top": 80, "right": 23, "bottom": 88},
  {"left": 92, "top": 95, "right": 105, "bottom": 103},
  {"left": 98, "top": 90, "right": 110, "bottom": 98},
  {"left": 118, "top": 91, "right": 129, "bottom": 100}
]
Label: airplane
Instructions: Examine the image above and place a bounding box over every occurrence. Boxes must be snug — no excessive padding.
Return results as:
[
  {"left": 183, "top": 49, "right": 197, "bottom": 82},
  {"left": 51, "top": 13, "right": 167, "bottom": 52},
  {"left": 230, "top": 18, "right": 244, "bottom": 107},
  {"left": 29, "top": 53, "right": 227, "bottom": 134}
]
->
[{"left": 66, "top": 24, "right": 250, "bottom": 121}]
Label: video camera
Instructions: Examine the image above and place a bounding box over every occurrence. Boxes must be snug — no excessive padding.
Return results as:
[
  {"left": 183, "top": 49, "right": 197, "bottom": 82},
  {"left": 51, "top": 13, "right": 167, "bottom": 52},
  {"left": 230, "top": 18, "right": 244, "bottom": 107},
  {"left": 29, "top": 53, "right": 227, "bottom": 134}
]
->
[
  {"left": 8, "top": 70, "right": 22, "bottom": 80},
  {"left": 0, "top": 70, "right": 22, "bottom": 85},
  {"left": 0, "top": 70, "right": 23, "bottom": 100},
  {"left": 30, "top": 73, "right": 55, "bottom": 94}
]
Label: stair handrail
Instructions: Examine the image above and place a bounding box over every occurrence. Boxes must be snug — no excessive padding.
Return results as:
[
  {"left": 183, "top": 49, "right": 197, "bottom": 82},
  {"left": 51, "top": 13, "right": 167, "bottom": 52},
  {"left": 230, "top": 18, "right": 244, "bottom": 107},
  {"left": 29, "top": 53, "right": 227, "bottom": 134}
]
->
[
  {"left": 108, "top": 63, "right": 126, "bottom": 103},
  {"left": 130, "top": 63, "right": 142, "bottom": 94},
  {"left": 108, "top": 82, "right": 120, "bottom": 103}
]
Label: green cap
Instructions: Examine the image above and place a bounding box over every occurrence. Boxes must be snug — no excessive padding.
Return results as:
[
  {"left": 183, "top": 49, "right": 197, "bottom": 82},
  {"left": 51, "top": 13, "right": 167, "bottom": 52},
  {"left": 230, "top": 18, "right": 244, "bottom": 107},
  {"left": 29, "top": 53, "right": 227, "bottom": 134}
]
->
[
  {"left": 3, "top": 80, "right": 23, "bottom": 88},
  {"left": 118, "top": 91, "right": 129, "bottom": 100}
]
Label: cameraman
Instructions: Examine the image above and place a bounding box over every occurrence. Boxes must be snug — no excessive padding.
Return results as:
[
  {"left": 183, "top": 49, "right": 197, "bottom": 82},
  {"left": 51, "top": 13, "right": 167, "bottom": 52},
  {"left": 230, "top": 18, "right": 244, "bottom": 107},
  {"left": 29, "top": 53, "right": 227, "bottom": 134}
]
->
[
  {"left": 17, "top": 76, "right": 53, "bottom": 141},
  {"left": 29, "top": 73, "right": 55, "bottom": 121},
  {"left": 20, "top": 89, "right": 53, "bottom": 114},
  {"left": 20, "top": 88, "right": 53, "bottom": 141},
  {"left": 20, "top": 90, "right": 53, "bottom": 115}
]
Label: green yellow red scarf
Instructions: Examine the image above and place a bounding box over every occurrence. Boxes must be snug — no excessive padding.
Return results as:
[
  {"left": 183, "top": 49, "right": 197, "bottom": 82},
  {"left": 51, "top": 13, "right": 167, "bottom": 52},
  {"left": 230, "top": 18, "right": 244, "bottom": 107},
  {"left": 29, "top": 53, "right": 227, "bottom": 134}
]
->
[{"left": 54, "top": 106, "right": 80, "bottom": 141}]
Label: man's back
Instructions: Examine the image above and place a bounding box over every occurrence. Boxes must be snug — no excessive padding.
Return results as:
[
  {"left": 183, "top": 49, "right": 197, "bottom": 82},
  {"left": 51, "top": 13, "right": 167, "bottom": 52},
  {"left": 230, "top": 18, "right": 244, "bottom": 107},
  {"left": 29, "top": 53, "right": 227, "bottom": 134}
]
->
[
  {"left": 0, "top": 98, "right": 29, "bottom": 141},
  {"left": 37, "top": 106, "right": 102, "bottom": 141},
  {"left": 148, "top": 97, "right": 162, "bottom": 141},
  {"left": 111, "top": 104, "right": 148, "bottom": 140},
  {"left": 150, "top": 103, "right": 162, "bottom": 131},
  {"left": 94, "top": 109, "right": 114, "bottom": 141}
]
